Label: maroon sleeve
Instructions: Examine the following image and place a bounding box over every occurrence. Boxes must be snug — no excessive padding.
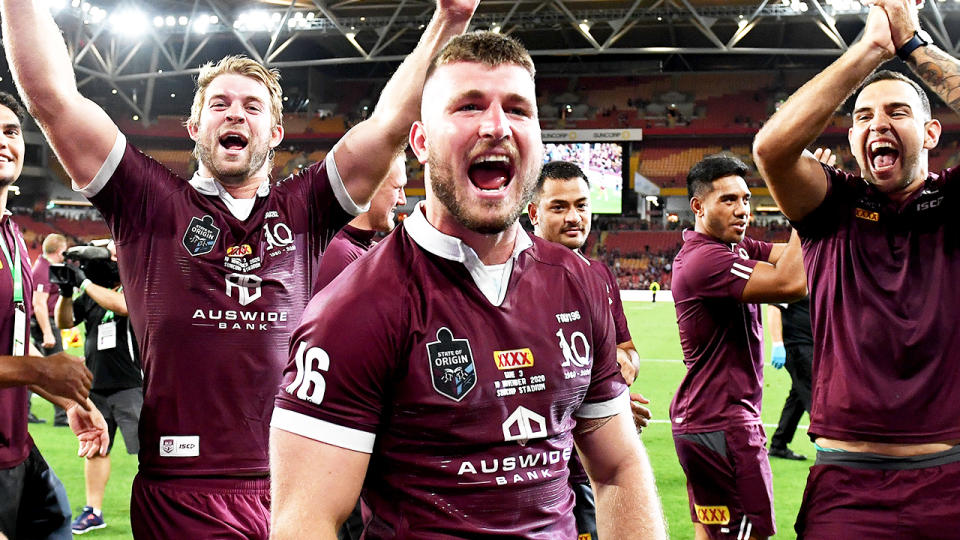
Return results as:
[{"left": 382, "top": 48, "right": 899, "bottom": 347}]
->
[
  {"left": 791, "top": 163, "right": 858, "bottom": 240},
  {"left": 681, "top": 241, "right": 762, "bottom": 302},
  {"left": 600, "top": 263, "right": 632, "bottom": 344},
  {"left": 87, "top": 143, "right": 186, "bottom": 245},
  {"left": 312, "top": 231, "right": 364, "bottom": 292},
  {"left": 273, "top": 158, "right": 356, "bottom": 255},
  {"left": 579, "top": 263, "right": 629, "bottom": 411},
  {"left": 740, "top": 235, "right": 774, "bottom": 264},
  {"left": 273, "top": 269, "right": 404, "bottom": 452},
  {"left": 31, "top": 259, "right": 53, "bottom": 297}
]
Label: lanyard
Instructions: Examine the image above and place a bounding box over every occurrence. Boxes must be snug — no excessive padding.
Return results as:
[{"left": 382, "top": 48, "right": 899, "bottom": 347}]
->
[
  {"left": 100, "top": 286, "right": 122, "bottom": 324},
  {"left": 0, "top": 226, "right": 22, "bottom": 305}
]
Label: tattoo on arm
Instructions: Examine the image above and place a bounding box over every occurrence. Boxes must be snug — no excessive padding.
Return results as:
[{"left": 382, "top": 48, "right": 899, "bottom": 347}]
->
[
  {"left": 574, "top": 415, "right": 614, "bottom": 436},
  {"left": 910, "top": 46, "right": 960, "bottom": 113}
]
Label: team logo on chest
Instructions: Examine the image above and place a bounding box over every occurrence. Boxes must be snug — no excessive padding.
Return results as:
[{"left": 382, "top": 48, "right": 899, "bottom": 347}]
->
[
  {"left": 182, "top": 215, "right": 221, "bottom": 256},
  {"left": 426, "top": 327, "right": 477, "bottom": 402}
]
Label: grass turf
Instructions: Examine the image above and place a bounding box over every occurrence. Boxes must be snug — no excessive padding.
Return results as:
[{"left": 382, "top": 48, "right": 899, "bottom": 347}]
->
[{"left": 30, "top": 300, "right": 813, "bottom": 539}]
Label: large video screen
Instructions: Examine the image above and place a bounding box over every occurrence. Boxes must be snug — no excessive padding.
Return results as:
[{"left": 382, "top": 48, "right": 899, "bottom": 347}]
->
[{"left": 542, "top": 142, "right": 624, "bottom": 214}]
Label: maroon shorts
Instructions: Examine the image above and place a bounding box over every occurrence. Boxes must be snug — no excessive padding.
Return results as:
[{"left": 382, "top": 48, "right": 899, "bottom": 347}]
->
[
  {"left": 796, "top": 445, "right": 960, "bottom": 539},
  {"left": 130, "top": 474, "right": 270, "bottom": 540},
  {"left": 673, "top": 424, "right": 775, "bottom": 539}
]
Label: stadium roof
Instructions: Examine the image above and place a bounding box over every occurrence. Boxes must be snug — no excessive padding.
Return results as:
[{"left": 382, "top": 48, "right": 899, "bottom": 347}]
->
[{"left": 6, "top": 0, "right": 960, "bottom": 121}]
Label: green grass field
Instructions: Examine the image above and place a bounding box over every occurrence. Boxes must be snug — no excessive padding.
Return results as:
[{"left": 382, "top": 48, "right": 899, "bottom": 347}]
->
[{"left": 29, "top": 300, "right": 812, "bottom": 539}]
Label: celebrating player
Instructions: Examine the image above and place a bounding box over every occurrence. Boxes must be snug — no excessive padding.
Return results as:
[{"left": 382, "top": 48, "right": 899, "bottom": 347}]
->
[
  {"left": 0, "top": 0, "right": 476, "bottom": 536},
  {"left": 271, "top": 32, "right": 667, "bottom": 539},
  {"left": 670, "top": 155, "right": 805, "bottom": 540},
  {"left": 753, "top": 0, "right": 960, "bottom": 536}
]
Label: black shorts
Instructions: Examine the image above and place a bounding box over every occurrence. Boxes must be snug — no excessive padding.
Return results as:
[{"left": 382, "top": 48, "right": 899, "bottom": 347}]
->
[
  {"left": 91, "top": 388, "right": 143, "bottom": 455},
  {"left": 0, "top": 444, "right": 71, "bottom": 539}
]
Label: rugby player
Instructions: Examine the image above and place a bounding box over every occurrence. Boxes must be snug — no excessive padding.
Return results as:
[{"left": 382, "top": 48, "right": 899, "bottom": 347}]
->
[
  {"left": 753, "top": 0, "right": 960, "bottom": 536},
  {"left": 526, "top": 159, "right": 653, "bottom": 539},
  {"left": 0, "top": 0, "right": 477, "bottom": 536},
  {"left": 271, "top": 32, "right": 667, "bottom": 539},
  {"left": 312, "top": 156, "right": 408, "bottom": 293},
  {"left": 670, "top": 155, "right": 806, "bottom": 540},
  {"left": 29, "top": 233, "right": 69, "bottom": 425},
  {"left": 0, "top": 91, "right": 108, "bottom": 540},
  {"left": 312, "top": 156, "right": 407, "bottom": 540}
]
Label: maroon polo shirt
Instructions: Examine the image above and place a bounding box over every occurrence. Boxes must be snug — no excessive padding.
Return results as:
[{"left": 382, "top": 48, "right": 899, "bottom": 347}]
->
[
  {"left": 794, "top": 163, "right": 960, "bottom": 443},
  {"left": 669, "top": 230, "right": 773, "bottom": 434}
]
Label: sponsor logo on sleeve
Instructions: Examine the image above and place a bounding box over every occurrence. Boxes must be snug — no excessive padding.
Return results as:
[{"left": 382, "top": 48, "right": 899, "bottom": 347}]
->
[
  {"left": 182, "top": 215, "right": 221, "bottom": 256},
  {"left": 694, "top": 505, "right": 731, "bottom": 525},
  {"left": 426, "top": 327, "right": 477, "bottom": 402},
  {"left": 158, "top": 435, "right": 199, "bottom": 457}
]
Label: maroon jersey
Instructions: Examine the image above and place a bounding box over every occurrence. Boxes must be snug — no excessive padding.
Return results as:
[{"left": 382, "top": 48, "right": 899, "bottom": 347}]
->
[
  {"left": 31, "top": 255, "right": 58, "bottom": 314},
  {"left": 273, "top": 208, "right": 628, "bottom": 538},
  {"left": 312, "top": 224, "right": 377, "bottom": 292},
  {"left": 793, "top": 164, "right": 960, "bottom": 443},
  {"left": 585, "top": 255, "right": 632, "bottom": 345},
  {"left": 0, "top": 214, "right": 35, "bottom": 469},
  {"left": 669, "top": 230, "right": 773, "bottom": 433},
  {"left": 78, "top": 133, "right": 358, "bottom": 476}
]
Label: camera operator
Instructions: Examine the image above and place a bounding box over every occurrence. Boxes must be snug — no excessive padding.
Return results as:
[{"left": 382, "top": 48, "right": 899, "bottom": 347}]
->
[{"left": 54, "top": 240, "right": 141, "bottom": 534}]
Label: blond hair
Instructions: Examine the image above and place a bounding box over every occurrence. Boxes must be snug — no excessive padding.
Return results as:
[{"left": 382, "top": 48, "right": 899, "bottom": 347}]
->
[
  {"left": 42, "top": 233, "right": 66, "bottom": 255},
  {"left": 188, "top": 55, "right": 283, "bottom": 129},
  {"left": 425, "top": 31, "right": 535, "bottom": 82}
]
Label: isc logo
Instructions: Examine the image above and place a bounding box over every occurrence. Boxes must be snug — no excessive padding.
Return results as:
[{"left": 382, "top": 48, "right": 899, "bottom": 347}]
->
[
  {"left": 694, "top": 505, "right": 731, "bottom": 525},
  {"left": 494, "top": 348, "right": 534, "bottom": 370}
]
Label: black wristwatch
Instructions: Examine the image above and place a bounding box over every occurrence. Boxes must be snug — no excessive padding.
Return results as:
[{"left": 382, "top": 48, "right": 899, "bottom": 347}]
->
[{"left": 897, "top": 31, "right": 928, "bottom": 61}]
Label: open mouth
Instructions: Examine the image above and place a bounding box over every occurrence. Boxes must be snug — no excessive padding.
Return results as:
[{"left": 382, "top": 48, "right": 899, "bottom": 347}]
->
[
  {"left": 219, "top": 133, "right": 248, "bottom": 151},
  {"left": 868, "top": 140, "right": 899, "bottom": 173},
  {"left": 468, "top": 155, "right": 514, "bottom": 192}
]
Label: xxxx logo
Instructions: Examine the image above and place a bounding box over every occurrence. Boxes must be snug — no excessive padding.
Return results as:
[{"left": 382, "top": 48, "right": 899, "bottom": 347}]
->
[
  {"left": 694, "top": 505, "right": 730, "bottom": 525},
  {"left": 494, "top": 348, "right": 534, "bottom": 370}
]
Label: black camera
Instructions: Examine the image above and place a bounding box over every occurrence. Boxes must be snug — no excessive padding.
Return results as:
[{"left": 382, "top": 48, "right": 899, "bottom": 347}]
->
[{"left": 49, "top": 245, "right": 120, "bottom": 291}]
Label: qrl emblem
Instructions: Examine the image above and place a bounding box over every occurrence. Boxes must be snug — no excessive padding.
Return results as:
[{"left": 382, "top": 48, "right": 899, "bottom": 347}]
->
[
  {"left": 161, "top": 438, "right": 174, "bottom": 454},
  {"left": 182, "top": 215, "right": 221, "bottom": 256},
  {"left": 426, "top": 327, "right": 477, "bottom": 402}
]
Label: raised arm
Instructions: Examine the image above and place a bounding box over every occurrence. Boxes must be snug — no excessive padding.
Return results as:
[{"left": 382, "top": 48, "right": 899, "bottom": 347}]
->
[
  {"left": 333, "top": 0, "right": 477, "bottom": 206},
  {"left": 575, "top": 412, "right": 667, "bottom": 539},
  {"left": 270, "top": 428, "right": 370, "bottom": 539},
  {"left": 1, "top": 0, "right": 119, "bottom": 188},
  {"left": 753, "top": 7, "right": 894, "bottom": 221},
  {"left": 741, "top": 230, "right": 807, "bottom": 304}
]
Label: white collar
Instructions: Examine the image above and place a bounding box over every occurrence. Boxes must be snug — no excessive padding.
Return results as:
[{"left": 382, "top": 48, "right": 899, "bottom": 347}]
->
[
  {"left": 403, "top": 202, "right": 532, "bottom": 306},
  {"left": 188, "top": 174, "right": 270, "bottom": 220}
]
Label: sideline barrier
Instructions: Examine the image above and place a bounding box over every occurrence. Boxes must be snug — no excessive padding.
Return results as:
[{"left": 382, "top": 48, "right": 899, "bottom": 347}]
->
[{"left": 621, "top": 290, "right": 673, "bottom": 303}]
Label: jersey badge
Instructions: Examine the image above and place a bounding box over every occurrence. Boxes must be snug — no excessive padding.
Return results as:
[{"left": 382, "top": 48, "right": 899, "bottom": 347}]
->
[
  {"left": 494, "top": 348, "right": 534, "bottom": 370},
  {"left": 694, "top": 505, "right": 731, "bottom": 525},
  {"left": 426, "top": 327, "right": 477, "bottom": 402},
  {"left": 855, "top": 208, "right": 880, "bottom": 222},
  {"left": 225, "top": 244, "right": 262, "bottom": 272},
  {"left": 182, "top": 215, "right": 221, "bottom": 256}
]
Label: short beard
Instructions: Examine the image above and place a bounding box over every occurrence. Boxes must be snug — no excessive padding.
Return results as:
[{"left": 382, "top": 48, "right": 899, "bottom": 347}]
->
[
  {"left": 194, "top": 140, "right": 272, "bottom": 185},
  {"left": 0, "top": 175, "right": 16, "bottom": 188},
  {"left": 428, "top": 155, "right": 534, "bottom": 235}
]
